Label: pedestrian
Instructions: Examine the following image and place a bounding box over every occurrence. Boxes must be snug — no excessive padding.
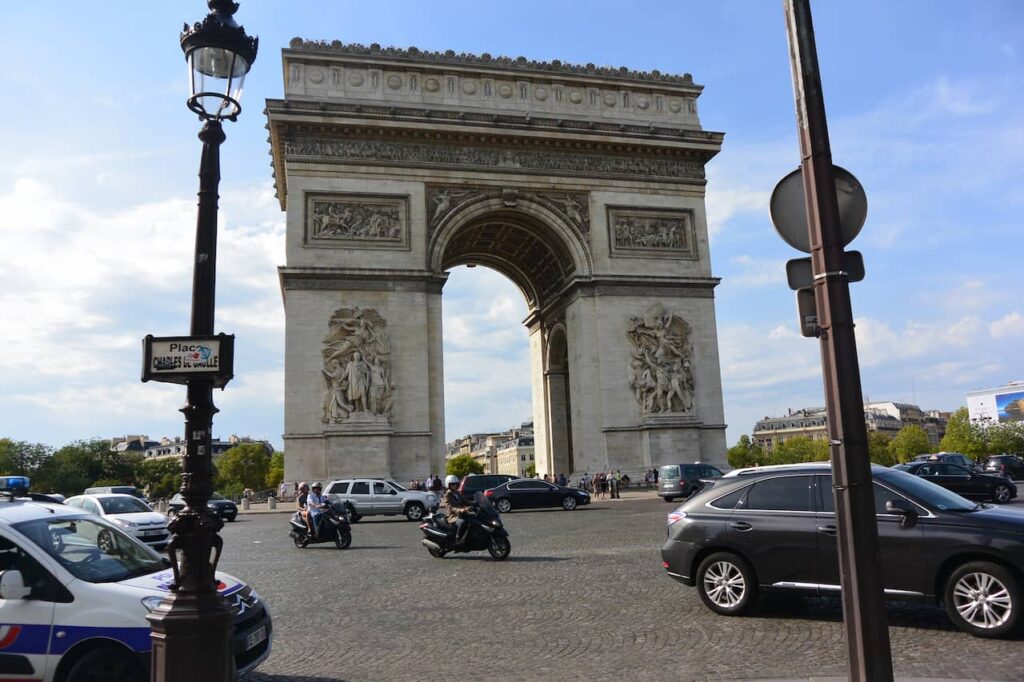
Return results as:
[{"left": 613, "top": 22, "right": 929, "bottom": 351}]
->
[
  {"left": 609, "top": 471, "right": 619, "bottom": 499},
  {"left": 598, "top": 472, "right": 608, "bottom": 499}
]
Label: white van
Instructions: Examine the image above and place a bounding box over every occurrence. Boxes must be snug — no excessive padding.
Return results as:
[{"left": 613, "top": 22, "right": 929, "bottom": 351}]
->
[{"left": 0, "top": 477, "right": 271, "bottom": 681}]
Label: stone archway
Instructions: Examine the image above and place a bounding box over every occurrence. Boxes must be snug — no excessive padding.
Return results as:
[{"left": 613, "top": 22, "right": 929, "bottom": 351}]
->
[{"left": 269, "top": 41, "right": 728, "bottom": 483}]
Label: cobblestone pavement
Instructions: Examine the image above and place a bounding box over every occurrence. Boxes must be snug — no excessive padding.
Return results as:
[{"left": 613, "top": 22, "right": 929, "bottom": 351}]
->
[{"left": 221, "top": 497, "right": 1024, "bottom": 682}]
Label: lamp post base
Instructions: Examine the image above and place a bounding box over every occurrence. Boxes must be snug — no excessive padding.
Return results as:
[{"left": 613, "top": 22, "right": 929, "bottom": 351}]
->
[{"left": 148, "top": 590, "right": 234, "bottom": 682}]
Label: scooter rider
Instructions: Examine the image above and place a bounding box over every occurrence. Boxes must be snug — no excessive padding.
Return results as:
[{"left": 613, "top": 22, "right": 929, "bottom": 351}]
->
[
  {"left": 441, "top": 474, "right": 472, "bottom": 545},
  {"left": 306, "top": 482, "right": 328, "bottom": 538}
]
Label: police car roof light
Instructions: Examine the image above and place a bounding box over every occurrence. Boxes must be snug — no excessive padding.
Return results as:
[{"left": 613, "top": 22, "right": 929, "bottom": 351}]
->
[{"left": 1, "top": 475, "right": 31, "bottom": 497}]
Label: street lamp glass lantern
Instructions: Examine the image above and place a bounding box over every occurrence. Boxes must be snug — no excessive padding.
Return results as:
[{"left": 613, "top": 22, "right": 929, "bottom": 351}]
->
[{"left": 181, "top": 1, "right": 258, "bottom": 122}]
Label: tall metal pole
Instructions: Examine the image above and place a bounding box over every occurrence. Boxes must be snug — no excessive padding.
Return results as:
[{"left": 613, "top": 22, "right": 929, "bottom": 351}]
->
[
  {"left": 148, "top": 119, "right": 234, "bottom": 682},
  {"left": 782, "top": 2, "right": 894, "bottom": 680}
]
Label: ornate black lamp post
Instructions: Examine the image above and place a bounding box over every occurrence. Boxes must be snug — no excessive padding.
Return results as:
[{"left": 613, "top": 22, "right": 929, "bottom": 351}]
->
[{"left": 146, "top": 3, "right": 257, "bottom": 682}]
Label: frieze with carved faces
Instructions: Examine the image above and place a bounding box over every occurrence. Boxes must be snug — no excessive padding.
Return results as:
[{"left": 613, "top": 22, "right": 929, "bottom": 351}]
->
[
  {"left": 305, "top": 194, "right": 409, "bottom": 249},
  {"left": 627, "top": 307, "right": 695, "bottom": 415},
  {"left": 285, "top": 139, "right": 704, "bottom": 183},
  {"left": 607, "top": 207, "right": 696, "bottom": 258},
  {"left": 320, "top": 307, "right": 395, "bottom": 423}
]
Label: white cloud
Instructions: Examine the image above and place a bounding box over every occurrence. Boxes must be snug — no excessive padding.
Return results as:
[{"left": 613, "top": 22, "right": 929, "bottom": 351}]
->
[
  {"left": 705, "top": 187, "right": 771, "bottom": 239},
  {"left": 991, "top": 312, "right": 1024, "bottom": 340}
]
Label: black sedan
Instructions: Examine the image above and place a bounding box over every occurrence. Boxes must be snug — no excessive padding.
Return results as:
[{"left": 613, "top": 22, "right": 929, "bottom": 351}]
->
[
  {"left": 485, "top": 479, "right": 591, "bottom": 512},
  {"left": 168, "top": 492, "right": 239, "bottom": 521},
  {"left": 894, "top": 462, "right": 1017, "bottom": 503}
]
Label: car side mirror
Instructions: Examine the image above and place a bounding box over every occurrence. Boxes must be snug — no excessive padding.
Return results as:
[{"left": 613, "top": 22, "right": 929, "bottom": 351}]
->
[
  {"left": 885, "top": 499, "right": 918, "bottom": 528},
  {"left": 0, "top": 570, "right": 31, "bottom": 600},
  {"left": 390, "top": 490, "right": 397, "bottom": 495}
]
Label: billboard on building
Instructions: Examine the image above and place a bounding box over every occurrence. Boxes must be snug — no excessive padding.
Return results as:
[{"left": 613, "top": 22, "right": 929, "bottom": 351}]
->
[{"left": 996, "top": 390, "right": 1024, "bottom": 423}]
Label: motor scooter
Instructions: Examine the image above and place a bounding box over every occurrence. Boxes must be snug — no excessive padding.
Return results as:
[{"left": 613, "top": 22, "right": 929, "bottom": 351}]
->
[
  {"left": 289, "top": 503, "right": 352, "bottom": 549},
  {"left": 420, "top": 492, "right": 510, "bottom": 560}
]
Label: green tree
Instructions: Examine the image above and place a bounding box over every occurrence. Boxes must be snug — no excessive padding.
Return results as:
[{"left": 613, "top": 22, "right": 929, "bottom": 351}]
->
[
  {"left": 727, "top": 435, "right": 764, "bottom": 469},
  {"left": 867, "top": 431, "right": 896, "bottom": 466},
  {"left": 939, "top": 407, "right": 988, "bottom": 458},
  {"left": 216, "top": 443, "right": 271, "bottom": 491},
  {"left": 137, "top": 458, "right": 183, "bottom": 500},
  {"left": 524, "top": 463, "right": 536, "bottom": 478},
  {"left": 32, "top": 441, "right": 104, "bottom": 496},
  {"left": 0, "top": 439, "right": 51, "bottom": 475},
  {"left": 888, "top": 425, "right": 932, "bottom": 463},
  {"left": 266, "top": 452, "right": 285, "bottom": 488},
  {"left": 446, "top": 454, "right": 484, "bottom": 478},
  {"left": 986, "top": 422, "right": 1024, "bottom": 456},
  {"left": 773, "top": 436, "right": 829, "bottom": 464}
]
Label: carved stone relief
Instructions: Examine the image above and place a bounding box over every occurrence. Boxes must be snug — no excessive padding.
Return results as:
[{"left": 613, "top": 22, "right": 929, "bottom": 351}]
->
[
  {"left": 320, "top": 307, "right": 394, "bottom": 423},
  {"left": 627, "top": 307, "right": 694, "bottom": 415},
  {"left": 426, "top": 186, "right": 590, "bottom": 238},
  {"left": 607, "top": 207, "right": 696, "bottom": 258},
  {"left": 285, "top": 139, "right": 704, "bottom": 183},
  {"left": 305, "top": 194, "right": 409, "bottom": 249}
]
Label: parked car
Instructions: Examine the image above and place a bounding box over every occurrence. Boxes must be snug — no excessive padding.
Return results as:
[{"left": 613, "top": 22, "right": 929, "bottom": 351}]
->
[
  {"left": 167, "top": 492, "right": 239, "bottom": 521},
  {"left": 459, "top": 474, "right": 518, "bottom": 499},
  {"left": 658, "top": 463, "right": 724, "bottom": 502},
  {"left": 661, "top": 462, "right": 1024, "bottom": 637},
  {"left": 325, "top": 478, "right": 438, "bottom": 521},
  {"left": 0, "top": 475, "right": 271, "bottom": 680},
  {"left": 64, "top": 493, "right": 171, "bottom": 551},
  {"left": 84, "top": 485, "right": 149, "bottom": 504},
  {"left": 983, "top": 455, "right": 1024, "bottom": 481},
  {"left": 910, "top": 452, "right": 981, "bottom": 471},
  {"left": 485, "top": 479, "right": 591, "bottom": 512},
  {"left": 893, "top": 461, "right": 1016, "bottom": 503}
]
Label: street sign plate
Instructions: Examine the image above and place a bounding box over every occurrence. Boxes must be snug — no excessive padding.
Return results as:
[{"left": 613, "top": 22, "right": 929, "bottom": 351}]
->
[
  {"left": 786, "top": 251, "right": 865, "bottom": 290},
  {"left": 770, "top": 165, "right": 867, "bottom": 253},
  {"left": 141, "top": 334, "right": 234, "bottom": 388},
  {"left": 796, "top": 288, "right": 818, "bottom": 337}
]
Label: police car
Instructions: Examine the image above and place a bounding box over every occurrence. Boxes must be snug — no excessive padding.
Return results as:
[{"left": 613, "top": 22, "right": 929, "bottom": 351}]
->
[{"left": 0, "top": 476, "right": 271, "bottom": 681}]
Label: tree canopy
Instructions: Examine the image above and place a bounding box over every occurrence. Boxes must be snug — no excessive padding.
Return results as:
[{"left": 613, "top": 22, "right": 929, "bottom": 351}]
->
[
  {"left": 216, "top": 443, "right": 271, "bottom": 491},
  {"left": 888, "top": 425, "right": 931, "bottom": 463},
  {"left": 727, "top": 435, "right": 764, "bottom": 469},
  {"left": 446, "top": 454, "right": 484, "bottom": 478}
]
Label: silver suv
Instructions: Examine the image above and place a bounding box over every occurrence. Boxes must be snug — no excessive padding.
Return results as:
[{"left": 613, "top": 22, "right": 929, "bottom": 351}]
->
[{"left": 325, "top": 478, "right": 439, "bottom": 522}]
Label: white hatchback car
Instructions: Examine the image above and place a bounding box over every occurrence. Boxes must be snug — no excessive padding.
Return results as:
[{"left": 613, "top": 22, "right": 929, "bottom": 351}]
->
[{"left": 64, "top": 494, "right": 170, "bottom": 550}]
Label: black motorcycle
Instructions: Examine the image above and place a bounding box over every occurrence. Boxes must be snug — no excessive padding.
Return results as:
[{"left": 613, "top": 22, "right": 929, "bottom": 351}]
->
[
  {"left": 420, "top": 491, "right": 510, "bottom": 560},
  {"left": 289, "top": 504, "right": 352, "bottom": 549}
]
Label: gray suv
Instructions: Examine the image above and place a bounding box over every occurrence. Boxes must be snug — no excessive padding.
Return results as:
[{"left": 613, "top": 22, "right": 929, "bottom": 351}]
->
[{"left": 325, "top": 478, "right": 439, "bottom": 522}]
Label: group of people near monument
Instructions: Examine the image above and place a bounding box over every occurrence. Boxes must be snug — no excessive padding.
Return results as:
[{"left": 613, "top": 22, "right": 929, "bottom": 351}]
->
[
  {"left": 576, "top": 471, "right": 629, "bottom": 499},
  {"left": 407, "top": 474, "right": 445, "bottom": 494}
]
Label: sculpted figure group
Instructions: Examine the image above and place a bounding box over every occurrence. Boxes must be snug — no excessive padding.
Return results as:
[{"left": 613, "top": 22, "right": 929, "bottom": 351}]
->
[
  {"left": 321, "top": 307, "right": 395, "bottom": 422},
  {"left": 627, "top": 310, "right": 695, "bottom": 415}
]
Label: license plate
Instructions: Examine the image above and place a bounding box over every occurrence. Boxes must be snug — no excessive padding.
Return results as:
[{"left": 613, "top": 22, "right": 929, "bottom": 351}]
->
[
  {"left": 245, "top": 625, "right": 267, "bottom": 650},
  {"left": 141, "top": 530, "right": 165, "bottom": 536}
]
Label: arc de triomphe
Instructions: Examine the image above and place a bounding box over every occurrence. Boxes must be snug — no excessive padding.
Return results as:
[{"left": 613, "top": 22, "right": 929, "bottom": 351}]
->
[{"left": 267, "top": 40, "right": 727, "bottom": 483}]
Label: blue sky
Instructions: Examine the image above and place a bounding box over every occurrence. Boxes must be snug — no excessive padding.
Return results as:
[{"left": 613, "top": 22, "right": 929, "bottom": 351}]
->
[{"left": 0, "top": 1, "right": 1021, "bottom": 452}]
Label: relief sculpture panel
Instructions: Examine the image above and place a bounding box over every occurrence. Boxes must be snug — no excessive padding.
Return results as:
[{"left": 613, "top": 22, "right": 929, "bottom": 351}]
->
[
  {"left": 321, "top": 306, "right": 395, "bottom": 423},
  {"left": 607, "top": 207, "right": 696, "bottom": 259},
  {"left": 627, "top": 307, "right": 695, "bottom": 415},
  {"left": 306, "top": 193, "right": 409, "bottom": 249}
]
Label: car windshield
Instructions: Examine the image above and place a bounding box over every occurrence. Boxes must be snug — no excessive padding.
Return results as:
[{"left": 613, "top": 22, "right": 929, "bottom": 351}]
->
[
  {"left": 98, "top": 497, "right": 151, "bottom": 514},
  {"left": 881, "top": 468, "right": 977, "bottom": 512},
  {"left": 13, "top": 517, "right": 163, "bottom": 583},
  {"left": 387, "top": 480, "right": 406, "bottom": 491}
]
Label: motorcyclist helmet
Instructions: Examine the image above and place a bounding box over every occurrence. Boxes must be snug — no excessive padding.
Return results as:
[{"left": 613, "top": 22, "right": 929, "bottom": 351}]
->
[
  {"left": 444, "top": 474, "right": 459, "bottom": 488},
  {"left": 298, "top": 481, "right": 309, "bottom": 492},
  {"left": 311, "top": 481, "right": 322, "bottom": 491}
]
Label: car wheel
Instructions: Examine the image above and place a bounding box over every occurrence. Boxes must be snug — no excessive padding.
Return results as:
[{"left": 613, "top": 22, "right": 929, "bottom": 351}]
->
[
  {"left": 96, "top": 529, "right": 115, "bottom": 554},
  {"left": 495, "top": 498, "right": 512, "bottom": 513},
  {"left": 992, "top": 485, "right": 1012, "bottom": 504},
  {"left": 662, "top": 496, "right": 675, "bottom": 503},
  {"left": 696, "top": 552, "right": 758, "bottom": 616},
  {"left": 562, "top": 495, "right": 577, "bottom": 511},
  {"left": 405, "top": 502, "right": 425, "bottom": 521},
  {"left": 944, "top": 561, "right": 1019, "bottom": 637},
  {"left": 335, "top": 529, "right": 352, "bottom": 550},
  {"left": 226, "top": 514, "right": 237, "bottom": 522},
  {"left": 66, "top": 645, "right": 144, "bottom": 682},
  {"left": 488, "top": 536, "right": 511, "bottom": 561},
  {"left": 166, "top": 508, "right": 178, "bottom": 519},
  {"left": 345, "top": 504, "right": 361, "bottom": 522}
]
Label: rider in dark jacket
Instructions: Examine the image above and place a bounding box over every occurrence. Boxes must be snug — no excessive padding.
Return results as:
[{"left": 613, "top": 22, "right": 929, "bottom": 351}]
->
[{"left": 441, "top": 474, "right": 471, "bottom": 545}]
